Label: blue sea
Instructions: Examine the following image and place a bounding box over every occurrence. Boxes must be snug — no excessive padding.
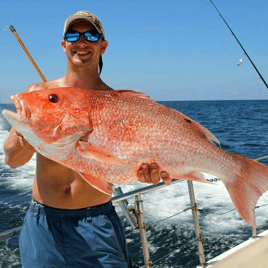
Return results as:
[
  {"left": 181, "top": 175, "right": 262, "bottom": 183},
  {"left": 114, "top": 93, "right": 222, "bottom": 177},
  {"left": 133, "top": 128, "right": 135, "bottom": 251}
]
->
[{"left": 1, "top": 100, "right": 268, "bottom": 268}]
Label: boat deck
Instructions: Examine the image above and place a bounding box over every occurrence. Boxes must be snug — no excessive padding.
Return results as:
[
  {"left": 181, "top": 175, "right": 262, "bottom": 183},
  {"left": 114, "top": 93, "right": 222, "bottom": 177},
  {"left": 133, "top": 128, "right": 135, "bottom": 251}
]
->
[{"left": 204, "top": 229, "right": 268, "bottom": 268}]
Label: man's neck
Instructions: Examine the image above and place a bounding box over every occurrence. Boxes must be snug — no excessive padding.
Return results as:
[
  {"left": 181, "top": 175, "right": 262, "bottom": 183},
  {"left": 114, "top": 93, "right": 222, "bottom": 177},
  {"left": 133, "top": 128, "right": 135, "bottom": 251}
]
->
[{"left": 63, "top": 61, "right": 107, "bottom": 90}]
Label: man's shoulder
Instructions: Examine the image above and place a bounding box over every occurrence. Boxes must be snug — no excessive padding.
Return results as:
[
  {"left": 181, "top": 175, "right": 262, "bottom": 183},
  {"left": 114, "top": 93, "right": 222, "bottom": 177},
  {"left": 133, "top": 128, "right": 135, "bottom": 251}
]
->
[{"left": 26, "top": 78, "right": 64, "bottom": 93}]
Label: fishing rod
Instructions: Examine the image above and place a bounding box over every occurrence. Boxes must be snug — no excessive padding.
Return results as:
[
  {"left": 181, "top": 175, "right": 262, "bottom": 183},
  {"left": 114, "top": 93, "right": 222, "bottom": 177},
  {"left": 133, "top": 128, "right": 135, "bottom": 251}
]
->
[
  {"left": 210, "top": 0, "right": 268, "bottom": 89},
  {"left": 8, "top": 25, "right": 47, "bottom": 82}
]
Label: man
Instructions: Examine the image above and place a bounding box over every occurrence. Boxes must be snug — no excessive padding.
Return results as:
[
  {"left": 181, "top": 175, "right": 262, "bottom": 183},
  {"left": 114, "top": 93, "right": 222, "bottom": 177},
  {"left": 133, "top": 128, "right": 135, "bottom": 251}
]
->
[{"left": 4, "top": 11, "right": 171, "bottom": 267}]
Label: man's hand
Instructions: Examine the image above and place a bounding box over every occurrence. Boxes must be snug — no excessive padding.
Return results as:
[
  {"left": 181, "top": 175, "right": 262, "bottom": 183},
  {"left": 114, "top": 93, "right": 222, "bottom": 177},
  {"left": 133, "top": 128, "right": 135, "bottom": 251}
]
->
[
  {"left": 4, "top": 128, "right": 35, "bottom": 169},
  {"left": 137, "top": 163, "right": 171, "bottom": 185}
]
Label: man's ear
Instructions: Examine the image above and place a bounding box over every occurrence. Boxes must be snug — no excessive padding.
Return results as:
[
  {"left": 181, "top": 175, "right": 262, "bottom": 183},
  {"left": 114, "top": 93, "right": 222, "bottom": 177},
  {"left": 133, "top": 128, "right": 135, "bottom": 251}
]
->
[
  {"left": 61, "top": 40, "right": 67, "bottom": 54},
  {"left": 100, "top": 40, "right": 108, "bottom": 55}
]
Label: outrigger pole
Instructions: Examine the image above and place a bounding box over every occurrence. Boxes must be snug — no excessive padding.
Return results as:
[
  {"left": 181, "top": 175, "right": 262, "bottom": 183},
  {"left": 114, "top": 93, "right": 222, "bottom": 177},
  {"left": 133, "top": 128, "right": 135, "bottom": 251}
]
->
[
  {"left": 210, "top": 0, "right": 268, "bottom": 89},
  {"left": 8, "top": 25, "right": 47, "bottom": 82}
]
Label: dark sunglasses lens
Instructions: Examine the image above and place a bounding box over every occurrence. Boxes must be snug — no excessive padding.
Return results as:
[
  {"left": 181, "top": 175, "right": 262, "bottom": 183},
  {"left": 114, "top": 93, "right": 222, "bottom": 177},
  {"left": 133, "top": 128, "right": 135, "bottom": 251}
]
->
[
  {"left": 84, "top": 32, "right": 100, "bottom": 42},
  {"left": 65, "top": 32, "right": 102, "bottom": 42},
  {"left": 65, "top": 32, "right": 80, "bottom": 42}
]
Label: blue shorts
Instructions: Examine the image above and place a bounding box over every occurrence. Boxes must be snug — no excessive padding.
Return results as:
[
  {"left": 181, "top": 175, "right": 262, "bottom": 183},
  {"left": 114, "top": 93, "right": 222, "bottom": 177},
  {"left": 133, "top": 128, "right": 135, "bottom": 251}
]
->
[{"left": 19, "top": 200, "right": 132, "bottom": 268}]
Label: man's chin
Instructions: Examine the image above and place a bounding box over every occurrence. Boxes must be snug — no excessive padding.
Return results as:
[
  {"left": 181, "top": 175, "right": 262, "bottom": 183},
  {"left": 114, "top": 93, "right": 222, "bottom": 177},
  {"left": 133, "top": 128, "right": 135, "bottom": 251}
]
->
[{"left": 73, "top": 56, "right": 92, "bottom": 64}]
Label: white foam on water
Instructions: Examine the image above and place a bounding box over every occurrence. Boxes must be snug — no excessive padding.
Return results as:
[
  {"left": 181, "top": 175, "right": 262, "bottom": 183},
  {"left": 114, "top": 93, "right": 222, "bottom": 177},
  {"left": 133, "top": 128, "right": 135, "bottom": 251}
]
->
[
  {"left": 0, "top": 243, "right": 21, "bottom": 268},
  {"left": 0, "top": 116, "right": 11, "bottom": 132},
  {"left": 0, "top": 130, "right": 35, "bottom": 192}
]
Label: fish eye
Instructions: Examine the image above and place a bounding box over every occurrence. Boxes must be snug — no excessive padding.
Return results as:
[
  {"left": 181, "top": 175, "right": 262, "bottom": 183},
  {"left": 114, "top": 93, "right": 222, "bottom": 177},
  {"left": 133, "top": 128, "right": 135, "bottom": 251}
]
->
[{"left": 48, "top": 94, "right": 59, "bottom": 103}]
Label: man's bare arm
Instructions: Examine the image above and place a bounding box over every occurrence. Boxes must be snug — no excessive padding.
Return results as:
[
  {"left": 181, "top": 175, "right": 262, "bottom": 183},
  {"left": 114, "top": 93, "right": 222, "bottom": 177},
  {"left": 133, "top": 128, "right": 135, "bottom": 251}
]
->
[
  {"left": 4, "top": 128, "right": 35, "bottom": 169},
  {"left": 3, "top": 84, "right": 39, "bottom": 169}
]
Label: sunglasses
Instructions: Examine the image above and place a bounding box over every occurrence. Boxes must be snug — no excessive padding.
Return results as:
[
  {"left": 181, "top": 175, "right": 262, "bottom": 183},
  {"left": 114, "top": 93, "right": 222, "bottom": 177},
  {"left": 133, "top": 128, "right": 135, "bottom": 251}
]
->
[{"left": 64, "top": 31, "right": 104, "bottom": 43}]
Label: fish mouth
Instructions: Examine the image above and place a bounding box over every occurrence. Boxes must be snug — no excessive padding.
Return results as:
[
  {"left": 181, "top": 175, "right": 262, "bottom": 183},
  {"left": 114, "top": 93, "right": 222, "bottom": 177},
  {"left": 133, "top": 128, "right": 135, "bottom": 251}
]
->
[{"left": 2, "top": 94, "right": 31, "bottom": 122}]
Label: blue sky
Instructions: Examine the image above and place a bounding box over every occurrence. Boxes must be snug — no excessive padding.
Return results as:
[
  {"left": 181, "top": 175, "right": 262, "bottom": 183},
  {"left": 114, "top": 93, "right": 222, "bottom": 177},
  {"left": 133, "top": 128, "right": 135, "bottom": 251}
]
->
[{"left": 1, "top": 0, "right": 268, "bottom": 102}]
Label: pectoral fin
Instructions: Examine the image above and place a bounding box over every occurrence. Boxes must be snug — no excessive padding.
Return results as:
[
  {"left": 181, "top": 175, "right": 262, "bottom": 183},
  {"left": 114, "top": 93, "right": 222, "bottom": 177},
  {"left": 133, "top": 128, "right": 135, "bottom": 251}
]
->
[
  {"left": 79, "top": 172, "right": 113, "bottom": 195},
  {"left": 77, "top": 141, "right": 127, "bottom": 166}
]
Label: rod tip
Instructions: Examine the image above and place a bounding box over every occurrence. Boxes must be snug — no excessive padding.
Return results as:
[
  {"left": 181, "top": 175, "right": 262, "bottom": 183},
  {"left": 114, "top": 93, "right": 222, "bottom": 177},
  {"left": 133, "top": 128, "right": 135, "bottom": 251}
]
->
[{"left": 8, "top": 25, "right": 15, "bottom": 32}]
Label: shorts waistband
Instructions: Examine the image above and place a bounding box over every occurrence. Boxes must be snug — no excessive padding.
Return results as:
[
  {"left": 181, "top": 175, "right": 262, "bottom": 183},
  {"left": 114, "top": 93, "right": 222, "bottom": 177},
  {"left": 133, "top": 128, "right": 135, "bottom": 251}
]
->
[{"left": 30, "top": 199, "right": 113, "bottom": 218}]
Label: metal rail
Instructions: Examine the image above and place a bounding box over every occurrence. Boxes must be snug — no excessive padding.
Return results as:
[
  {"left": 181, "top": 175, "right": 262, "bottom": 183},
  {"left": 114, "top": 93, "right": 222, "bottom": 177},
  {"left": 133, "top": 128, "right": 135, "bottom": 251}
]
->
[
  {"left": 112, "top": 179, "right": 183, "bottom": 203},
  {"left": 188, "top": 181, "right": 206, "bottom": 267},
  {"left": 135, "top": 193, "right": 152, "bottom": 267}
]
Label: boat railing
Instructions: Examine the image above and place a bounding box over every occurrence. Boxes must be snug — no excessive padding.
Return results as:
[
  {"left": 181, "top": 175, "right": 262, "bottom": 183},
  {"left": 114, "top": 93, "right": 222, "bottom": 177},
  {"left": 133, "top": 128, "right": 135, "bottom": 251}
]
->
[{"left": 1, "top": 154, "right": 268, "bottom": 267}]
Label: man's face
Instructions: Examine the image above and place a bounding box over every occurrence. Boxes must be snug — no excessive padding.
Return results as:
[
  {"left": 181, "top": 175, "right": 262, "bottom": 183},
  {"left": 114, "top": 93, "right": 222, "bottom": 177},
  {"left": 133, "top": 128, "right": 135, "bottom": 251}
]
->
[{"left": 61, "top": 21, "right": 108, "bottom": 68}]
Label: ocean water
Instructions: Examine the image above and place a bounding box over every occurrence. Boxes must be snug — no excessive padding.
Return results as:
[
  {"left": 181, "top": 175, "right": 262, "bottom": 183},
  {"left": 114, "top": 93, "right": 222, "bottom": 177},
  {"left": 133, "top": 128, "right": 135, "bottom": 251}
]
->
[{"left": 1, "top": 100, "right": 268, "bottom": 267}]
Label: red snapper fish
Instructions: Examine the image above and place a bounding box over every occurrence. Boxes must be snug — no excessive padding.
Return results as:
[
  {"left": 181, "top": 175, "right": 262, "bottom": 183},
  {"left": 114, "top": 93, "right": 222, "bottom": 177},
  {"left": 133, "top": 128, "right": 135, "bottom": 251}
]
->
[{"left": 2, "top": 87, "right": 268, "bottom": 227}]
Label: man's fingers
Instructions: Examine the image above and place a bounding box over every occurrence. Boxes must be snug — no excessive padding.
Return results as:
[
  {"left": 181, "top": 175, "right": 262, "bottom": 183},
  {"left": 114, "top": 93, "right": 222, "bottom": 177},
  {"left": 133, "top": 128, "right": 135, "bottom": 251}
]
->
[
  {"left": 149, "top": 163, "right": 160, "bottom": 185},
  {"left": 160, "top": 171, "right": 171, "bottom": 185},
  {"left": 138, "top": 163, "right": 149, "bottom": 182},
  {"left": 138, "top": 168, "right": 145, "bottom": 182},
  {"left": 138, "top": 163, "right": 159, "bottom": 184},
  {"left": 141, "top": 163, "right": 151, "bottom": 183},
  {"left": 137, "top": 163, "right": 170, "bottom": 185}
]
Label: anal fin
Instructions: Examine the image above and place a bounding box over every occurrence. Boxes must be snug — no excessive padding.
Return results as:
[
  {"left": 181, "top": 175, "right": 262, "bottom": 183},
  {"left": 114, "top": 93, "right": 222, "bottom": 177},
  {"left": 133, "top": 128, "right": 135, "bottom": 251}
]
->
[{"left": 176, "top": 171, "right": 211, "bottom": 184}]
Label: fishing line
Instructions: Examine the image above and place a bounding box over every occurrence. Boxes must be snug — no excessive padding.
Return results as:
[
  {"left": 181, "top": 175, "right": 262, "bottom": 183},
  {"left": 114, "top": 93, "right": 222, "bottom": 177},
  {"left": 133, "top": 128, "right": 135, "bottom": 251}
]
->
[{"left": 210, "top": 0, "right": 268, "bottom": 89}]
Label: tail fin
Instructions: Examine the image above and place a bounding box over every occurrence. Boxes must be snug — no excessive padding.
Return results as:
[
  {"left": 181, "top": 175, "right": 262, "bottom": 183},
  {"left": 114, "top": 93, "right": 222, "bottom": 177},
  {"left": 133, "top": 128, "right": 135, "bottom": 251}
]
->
[{"left": 224, "top": 154, "right": 268, "bottom": 227}]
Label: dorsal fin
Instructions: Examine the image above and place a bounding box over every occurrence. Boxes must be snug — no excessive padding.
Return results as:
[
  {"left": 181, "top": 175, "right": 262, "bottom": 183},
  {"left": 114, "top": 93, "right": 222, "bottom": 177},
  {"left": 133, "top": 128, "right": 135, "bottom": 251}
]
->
[
  {"left": 114, "top": 90, "right": 150, "bottom": 99},
  {"left": 180, "top": 112, "right": 220, "bottom": 146}
]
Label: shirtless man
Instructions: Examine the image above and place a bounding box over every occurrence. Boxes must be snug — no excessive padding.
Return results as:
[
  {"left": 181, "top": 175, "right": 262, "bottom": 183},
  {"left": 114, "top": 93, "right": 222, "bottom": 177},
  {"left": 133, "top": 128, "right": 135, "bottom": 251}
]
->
[{"left": 4, "top": 11, "right": 170, "bottom": 268}]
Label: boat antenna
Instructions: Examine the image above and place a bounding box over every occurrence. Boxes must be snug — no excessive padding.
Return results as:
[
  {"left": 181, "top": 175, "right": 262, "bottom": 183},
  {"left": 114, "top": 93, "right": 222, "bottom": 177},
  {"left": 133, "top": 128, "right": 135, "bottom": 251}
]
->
[
  {"left": 210, "top": 0, "right": 268, "bottom": 89},
  {"left": 7, "top": 25, "right": 47, "bottom": 82}
]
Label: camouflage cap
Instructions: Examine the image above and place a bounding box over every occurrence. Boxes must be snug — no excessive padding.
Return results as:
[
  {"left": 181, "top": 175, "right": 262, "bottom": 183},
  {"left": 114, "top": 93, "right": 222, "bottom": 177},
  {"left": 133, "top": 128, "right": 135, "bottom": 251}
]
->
[{"left": 63, "top": 10, "right": 105, "bottom": 39}]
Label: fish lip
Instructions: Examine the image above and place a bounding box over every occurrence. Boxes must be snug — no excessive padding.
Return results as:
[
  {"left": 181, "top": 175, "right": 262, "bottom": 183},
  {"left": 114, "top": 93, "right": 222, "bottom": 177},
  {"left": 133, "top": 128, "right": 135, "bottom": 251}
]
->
[
  {"left": 10, "top": 94, "right": 31, "bottom": 122},
  {"left": 2, "top": 109, "right": 18, "bottom": 121}
]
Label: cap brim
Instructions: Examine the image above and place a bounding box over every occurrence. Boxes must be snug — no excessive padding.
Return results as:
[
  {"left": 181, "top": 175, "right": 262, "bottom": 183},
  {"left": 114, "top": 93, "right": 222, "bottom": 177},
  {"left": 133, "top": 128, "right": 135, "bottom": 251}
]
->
[{"left": 64, "top": 18, "right": 102, "bottom": 35}]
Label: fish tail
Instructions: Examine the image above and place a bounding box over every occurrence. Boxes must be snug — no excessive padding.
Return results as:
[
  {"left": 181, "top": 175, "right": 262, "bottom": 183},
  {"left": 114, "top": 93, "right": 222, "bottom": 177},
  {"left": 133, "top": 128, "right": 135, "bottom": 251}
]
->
[{"left": 224, "top": 154, "right": 268, "bottom": 227}]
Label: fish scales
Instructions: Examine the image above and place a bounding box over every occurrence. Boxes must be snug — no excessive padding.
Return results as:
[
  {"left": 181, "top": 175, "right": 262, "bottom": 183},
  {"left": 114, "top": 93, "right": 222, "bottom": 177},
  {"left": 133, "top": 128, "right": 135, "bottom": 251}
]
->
[{"left": 3, "top": 87, "right": 268, "bottom": 227}]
